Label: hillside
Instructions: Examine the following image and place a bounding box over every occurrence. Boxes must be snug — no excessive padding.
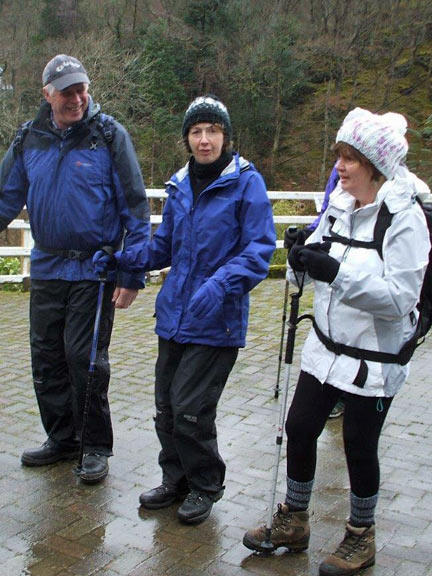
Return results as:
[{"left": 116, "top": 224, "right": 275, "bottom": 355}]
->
[{"left": 0, "top": 0, "right": 431, "bottom": 191}]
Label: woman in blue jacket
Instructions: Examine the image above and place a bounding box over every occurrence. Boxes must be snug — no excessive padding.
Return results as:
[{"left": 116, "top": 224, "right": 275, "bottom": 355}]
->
[{"left": 95, "top": 94, "right": 276, "bottom": 524}]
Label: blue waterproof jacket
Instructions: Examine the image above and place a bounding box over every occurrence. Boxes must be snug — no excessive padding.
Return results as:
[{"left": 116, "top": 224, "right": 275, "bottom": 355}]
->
[
  {"left": 120, "top": 154, "right": 276, "bottom": 347},
  {"left": 0, "top": 97, "right": 150, "bottom": 288}
]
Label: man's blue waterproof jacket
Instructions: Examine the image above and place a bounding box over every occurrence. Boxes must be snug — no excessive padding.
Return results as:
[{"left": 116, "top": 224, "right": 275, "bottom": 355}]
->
[
  {"left": 120, "top": 154, "right": 276, "bottom": 347},
  {"left": 0, "top": 97, "right": 150, "bottom": 289}
]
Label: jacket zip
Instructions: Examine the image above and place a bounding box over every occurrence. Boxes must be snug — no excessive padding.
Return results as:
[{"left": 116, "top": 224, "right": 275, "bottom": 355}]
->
[
  {"left": 168, "top": 172, "right": 239, "bottom": 338},
  {"left": 326, "top": 211, "right": 357, "bottom": 373}
]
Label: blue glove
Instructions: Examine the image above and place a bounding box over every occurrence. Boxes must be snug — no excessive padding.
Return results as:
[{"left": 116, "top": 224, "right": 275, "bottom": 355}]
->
[
  {"left": 188, "top": 278, "right": 226, "bottom": 319},
  {"left": 300, "top": 246, "right": 339, "bottom": 283},
  {"left": 92, "top": 247, "right": 117, "bottom": 273}
]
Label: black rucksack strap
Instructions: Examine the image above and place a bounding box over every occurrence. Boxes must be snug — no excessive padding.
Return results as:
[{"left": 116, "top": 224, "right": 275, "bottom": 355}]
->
[
  {"left": 89, "top": 114, "right": 115, "bottom": 150},
  {"left": 323, "top": 202, "right": 394, "bottom": 259},
  {"left": 12, "top": 120, "right": 33, "bottom": 155},
  {"left": 313, "top": 320, "right": 414, "bottom": 366},
  {"left": 34, "top": 243, "right": 98, "bottom": 261},
  {"left": 316, "top": 200, "right": 429, "bottom": 366}
]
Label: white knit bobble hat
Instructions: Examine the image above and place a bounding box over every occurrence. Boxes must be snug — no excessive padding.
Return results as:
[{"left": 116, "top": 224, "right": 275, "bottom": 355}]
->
[{"left": 336, "top": 107, "right": 409, "bottom": 180}]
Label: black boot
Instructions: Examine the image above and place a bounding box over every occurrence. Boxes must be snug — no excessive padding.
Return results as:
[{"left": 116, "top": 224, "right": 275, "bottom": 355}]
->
[
  {"left": 139, "top": 484, "right": 189, "bottom": 509},
  {"left": 79, "top": 453, "right": 109, "bottom": 484},
  {"left": 21, "top": 439, "right": 79, "bottom": 467},
  {"left": 177, "top": 488, "right": 224, "bottom": 524}
]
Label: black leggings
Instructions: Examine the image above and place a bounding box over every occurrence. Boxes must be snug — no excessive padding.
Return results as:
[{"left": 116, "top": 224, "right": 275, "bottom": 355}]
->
[{"left": 285, "top": 371, "right": 393, "bottom": 497}]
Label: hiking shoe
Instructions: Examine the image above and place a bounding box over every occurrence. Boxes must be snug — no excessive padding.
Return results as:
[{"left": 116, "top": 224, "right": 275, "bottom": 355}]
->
[
  {"left": 79, "top": 453, "right": 109, "bottom": 484},
  {"left": 139, "top": 484, "right": 188, "bottom": 509},
  {"left": 177, "top": 488, "right": 224, "bottom": 524},
  {"left": 21, "top": 439, "right": 79, "bottom": 467},
  {"left": 243, "top": 503, "right": 310, "bottom": 553},
  {"left": 329, "top": 400, "right": 345, "bottom": 419},
  {"left": 319, "top": 522, "right": 375, "bottom": 576}
]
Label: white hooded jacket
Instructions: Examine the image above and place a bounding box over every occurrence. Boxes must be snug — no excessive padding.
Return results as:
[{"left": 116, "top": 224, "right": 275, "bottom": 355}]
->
[{"left": 287, "top": 167, "right": 431, "bottom": 397}]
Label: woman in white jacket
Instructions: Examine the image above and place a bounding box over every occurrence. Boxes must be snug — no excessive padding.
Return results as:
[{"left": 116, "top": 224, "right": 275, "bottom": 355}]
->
[{"left": 244, "top": 108, "right": 430, "bottom": 576}]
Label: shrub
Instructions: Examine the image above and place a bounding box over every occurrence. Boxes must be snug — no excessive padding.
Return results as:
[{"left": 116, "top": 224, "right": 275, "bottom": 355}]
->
[{"left": 0, "top": 257, "right": 20, "bottom": 275}]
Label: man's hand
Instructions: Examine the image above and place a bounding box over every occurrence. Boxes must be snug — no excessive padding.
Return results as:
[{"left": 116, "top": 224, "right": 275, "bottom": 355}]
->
[{"left": 112, "top": 287, "right": 138, "bottom": 309}]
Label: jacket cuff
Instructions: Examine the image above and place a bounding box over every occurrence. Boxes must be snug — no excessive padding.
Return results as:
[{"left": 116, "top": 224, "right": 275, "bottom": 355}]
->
[
  {"left": 116, "top": 270, "right": 145, "bottom": 290},
  {"left": 219, "top": 277, "right": 231, "bottom": 295}
]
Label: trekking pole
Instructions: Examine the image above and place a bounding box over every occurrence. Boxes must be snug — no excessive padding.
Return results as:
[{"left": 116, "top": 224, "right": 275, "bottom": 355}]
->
[
  {"left": 274, "top": 226, "right": 297, "bottom": 399},
  {"left": 274, "top": 280, "right": 289, "bottom": 399},
  {"left": 73, "top": 247, "right": 114, "bottom": 475},
  {"left": 261, "top": 272, "right": 313, "bottom": 554}
]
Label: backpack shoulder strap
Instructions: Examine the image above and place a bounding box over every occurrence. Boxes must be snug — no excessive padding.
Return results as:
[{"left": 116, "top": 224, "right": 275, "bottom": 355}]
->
[
  {"left": 372, "top": 201, "right": 394, "bottom": 259},
  {"left": 323, "top": 201, "right": 394, "bottom": 259},
  {"left": 89, "top": 113, "right": 116, "bottom": 150},
  {"left": 12, "top": 120, "right": 33, "bottom": 155}
]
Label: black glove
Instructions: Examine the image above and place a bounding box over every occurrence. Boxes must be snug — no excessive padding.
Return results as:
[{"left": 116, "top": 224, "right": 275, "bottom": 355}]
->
[
  {"left": 284, "top": 227, "right": 313, "bottom": 249},
  {"left": 288, "top": 231, "right": 331, "bottom": 272},
  {"left": 288, "top": 230, "right": 307, "bottom": 271},
  {"left": 300, "top": 246, "right": 340, "bottom": 283}
]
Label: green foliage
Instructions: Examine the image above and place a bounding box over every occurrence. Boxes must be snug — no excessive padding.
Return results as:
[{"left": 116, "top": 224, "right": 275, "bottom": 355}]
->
[
  {"left": 422, "top": 115, "right": 432, "bottom": 140},
  {"left": 0, "top": 0, "right": 431, "bottom": 189},
  {"left": 39, "top": 0, "right": 63, "bottom": 38},
  {"left": 270, "top": 200, "right": 315, "bottom": 267},
  {"left": 184, "top": 0, "right": 227, "bottom": 33},
  {"left": 0, "top": 257, "right": 20, "bottom": 275}
]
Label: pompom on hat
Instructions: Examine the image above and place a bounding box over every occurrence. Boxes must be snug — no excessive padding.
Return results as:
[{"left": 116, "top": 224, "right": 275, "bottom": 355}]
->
[
  {"left": 182, "top": 95, "right": 232, "bottom": 140},
  {"left": 336, "top": 107, "right": 409, "bottom": 180}
]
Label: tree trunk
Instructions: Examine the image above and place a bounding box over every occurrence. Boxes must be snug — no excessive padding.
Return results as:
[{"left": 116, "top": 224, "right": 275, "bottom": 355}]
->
[
  {"left": 270, "top": 82, "right": 283, "bottom": 181},
  {"left": 319, "top": 81, "right": 331, "bottom": 189}
]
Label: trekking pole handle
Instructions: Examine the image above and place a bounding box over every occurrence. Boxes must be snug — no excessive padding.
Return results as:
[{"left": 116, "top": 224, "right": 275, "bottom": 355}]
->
[
  {"left": 284, "top": 226, "right": 298, "bottom": 250},
  {"left": 98, "top": 245, "right": 115, "bottom": 280},
  {"left": 285, "top": 293, "right": 300, "bottom": 364}
]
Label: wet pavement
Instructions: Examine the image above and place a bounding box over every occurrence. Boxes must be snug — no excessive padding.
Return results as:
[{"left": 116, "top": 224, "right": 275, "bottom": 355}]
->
[{"left": 0, "top": 278, "right": 431, "bottom": 576}]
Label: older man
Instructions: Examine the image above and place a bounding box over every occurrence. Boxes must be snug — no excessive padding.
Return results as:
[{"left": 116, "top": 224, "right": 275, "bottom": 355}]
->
[{"left": 0, "top": 54, "right": 150, "bottom": 483}]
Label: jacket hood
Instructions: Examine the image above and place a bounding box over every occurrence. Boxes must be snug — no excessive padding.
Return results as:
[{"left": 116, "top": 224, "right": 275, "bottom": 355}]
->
[
  {"left": 167, "top": 153, "right": 252, "bottom": 189},
  {"left": 33, "top": 95, "right": 100, "bottom": 131},
  {"left": 329, "top": 166, "right": 430, "bottom": 215}
]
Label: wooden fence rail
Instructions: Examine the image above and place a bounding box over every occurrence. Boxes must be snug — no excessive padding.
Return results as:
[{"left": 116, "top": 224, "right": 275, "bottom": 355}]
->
[{"left": 0, "top": 190, "right": 324, "bottom": 284}]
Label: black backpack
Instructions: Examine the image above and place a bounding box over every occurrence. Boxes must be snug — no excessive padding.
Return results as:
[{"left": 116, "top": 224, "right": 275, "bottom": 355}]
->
[{"left": 314, "top": 198, "right": 432, "bottom": 365}]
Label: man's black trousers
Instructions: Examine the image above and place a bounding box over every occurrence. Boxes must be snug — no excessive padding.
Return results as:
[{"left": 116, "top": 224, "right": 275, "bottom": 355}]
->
[
  {"left": 155, "top": 337, "right": 238, "bottom": 495},
  {"left": 30, "top": 279, "right": 115, "bottom": 455}
]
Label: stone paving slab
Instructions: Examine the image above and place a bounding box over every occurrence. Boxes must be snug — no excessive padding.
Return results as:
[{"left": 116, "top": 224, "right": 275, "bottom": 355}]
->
[{"left": 0, "top": 279, "right": 431, "bottom": 576}]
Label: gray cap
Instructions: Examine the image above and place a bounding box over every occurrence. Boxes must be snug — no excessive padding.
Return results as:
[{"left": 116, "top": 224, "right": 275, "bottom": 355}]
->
[{"left": 42, "top": 54, "right": 90, "bottom": 91}]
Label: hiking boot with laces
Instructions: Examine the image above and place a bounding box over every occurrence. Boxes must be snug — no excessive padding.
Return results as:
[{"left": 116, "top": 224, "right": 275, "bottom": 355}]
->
[
  {"left": 243, "top": 503, "right": 310, "bottom": 553},
  {"left": 319, "top": 522, "right": 375, "bottom": 576},
  {"left": 139, "top": 483, "right": 188, "bottom": 509},
  {"left": 177, "top": 488, "right": 224, "bottom": 524}
]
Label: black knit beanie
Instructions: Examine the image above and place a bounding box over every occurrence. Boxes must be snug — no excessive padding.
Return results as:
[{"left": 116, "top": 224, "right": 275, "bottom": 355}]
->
[{"left": 182, "top": 95, "right": 232, "bottom": 140}]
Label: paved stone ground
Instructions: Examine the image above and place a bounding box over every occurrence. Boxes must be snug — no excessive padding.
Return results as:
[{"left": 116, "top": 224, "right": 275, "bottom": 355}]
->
[{"left": 0, "top": 279, "right": 431, "bottom": 576}]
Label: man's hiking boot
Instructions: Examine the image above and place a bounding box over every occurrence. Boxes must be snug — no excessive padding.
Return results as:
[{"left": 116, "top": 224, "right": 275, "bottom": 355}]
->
[
  {"left": 243, "top": 503, "right": 310, "bottom": 553},
  {"left": 139, "top": 483, "right": 189, "bottom": 509},
  {"left": 79, "top": 453, "right": 109, "bottom": 484},
  {"left": 177, "top": 488, "right": 224, "bottom": 524},
  {"left": 21, "top": 439, "right": 79, "bottom": 467},
  {"left": 319, "top": 522, "right": 375, "bottom": 576}
]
